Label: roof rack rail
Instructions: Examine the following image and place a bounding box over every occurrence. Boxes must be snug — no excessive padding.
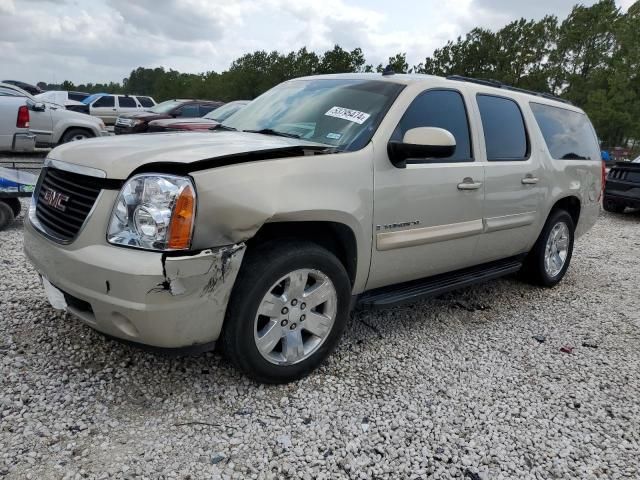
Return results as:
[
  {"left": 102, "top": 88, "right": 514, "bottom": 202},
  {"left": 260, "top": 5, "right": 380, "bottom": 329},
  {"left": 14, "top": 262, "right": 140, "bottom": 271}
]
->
[
  {"left": 447, "top": 75, "right": 502, "bottom": 88},
  {"left": 446, "top": 75, "right": 572, "bottom": 105}
]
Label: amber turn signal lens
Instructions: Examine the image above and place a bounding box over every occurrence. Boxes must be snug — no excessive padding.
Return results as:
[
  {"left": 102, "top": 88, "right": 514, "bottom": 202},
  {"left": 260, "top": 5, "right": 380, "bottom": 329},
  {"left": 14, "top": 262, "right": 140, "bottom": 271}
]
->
[{"left": 167, "top": 185, "right": 196, "bottom": 249}]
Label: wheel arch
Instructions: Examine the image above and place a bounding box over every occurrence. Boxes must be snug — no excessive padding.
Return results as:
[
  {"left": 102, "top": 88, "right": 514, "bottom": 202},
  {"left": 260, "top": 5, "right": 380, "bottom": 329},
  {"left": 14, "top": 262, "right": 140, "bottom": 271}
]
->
[
  {"left": 549, "top": 195, "right": 581, "bottom": 229},
  {"left": 58, "top": 126, "right": 95, "bottom": 144},
  {"left": 246, "top": 221, "right": 359, "bottom": 287}
]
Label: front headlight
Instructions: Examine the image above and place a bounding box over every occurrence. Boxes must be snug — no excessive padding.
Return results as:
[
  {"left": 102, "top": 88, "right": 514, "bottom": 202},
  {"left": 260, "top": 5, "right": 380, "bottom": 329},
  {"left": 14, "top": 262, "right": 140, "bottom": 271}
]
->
[{"left": 107, "top": 174, "right": 196, "bottom": 251}]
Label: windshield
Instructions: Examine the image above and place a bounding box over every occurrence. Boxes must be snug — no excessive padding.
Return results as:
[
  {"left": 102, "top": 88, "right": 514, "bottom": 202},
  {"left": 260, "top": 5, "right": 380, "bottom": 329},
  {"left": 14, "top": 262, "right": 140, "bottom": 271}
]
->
[
  {"left": 633, "top": 155, "right": 640, "bottom": 163},
  {"left": 82, "top": 93, "right": 107, "bottom": 105},
  {"left": 204, "top": 102, "right": 247, "bottom": 122},
  {"left": 222, "top": 78, "right": 404, "bottom": 151},
  {"left": 148, "top": 100, "right": 183, "bottom": 114}
]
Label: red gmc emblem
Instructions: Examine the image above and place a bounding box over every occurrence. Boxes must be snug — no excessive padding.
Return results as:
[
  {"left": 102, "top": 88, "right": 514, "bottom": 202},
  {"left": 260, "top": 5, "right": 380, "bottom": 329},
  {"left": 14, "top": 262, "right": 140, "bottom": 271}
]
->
[{"left": 43, "top": 188, "right": 70, "bottom": 212}]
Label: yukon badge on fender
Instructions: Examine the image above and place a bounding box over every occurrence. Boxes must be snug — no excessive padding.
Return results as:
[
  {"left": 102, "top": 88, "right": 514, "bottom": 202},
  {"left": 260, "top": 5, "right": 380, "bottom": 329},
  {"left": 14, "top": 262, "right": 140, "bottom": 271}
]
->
[{"left": 24, "top": 73, "right": 602, "bottom": 383}]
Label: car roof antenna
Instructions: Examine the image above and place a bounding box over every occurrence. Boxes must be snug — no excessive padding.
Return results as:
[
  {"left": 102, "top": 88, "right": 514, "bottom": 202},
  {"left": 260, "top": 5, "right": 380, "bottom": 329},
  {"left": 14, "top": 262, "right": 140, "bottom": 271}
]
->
[{"left": 382, "top": 65, "right": 395, "bottom": 76}]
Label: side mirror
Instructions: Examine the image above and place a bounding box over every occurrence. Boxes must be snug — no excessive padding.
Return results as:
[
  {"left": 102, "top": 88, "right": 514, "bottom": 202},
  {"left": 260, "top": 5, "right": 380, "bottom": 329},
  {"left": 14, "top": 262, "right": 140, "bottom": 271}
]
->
[
  {"left": 387, "top": 127, "right": 456, "bottom": 168},
  {"left": 29, "top": 102, "right": 46, "bottom": 112}
]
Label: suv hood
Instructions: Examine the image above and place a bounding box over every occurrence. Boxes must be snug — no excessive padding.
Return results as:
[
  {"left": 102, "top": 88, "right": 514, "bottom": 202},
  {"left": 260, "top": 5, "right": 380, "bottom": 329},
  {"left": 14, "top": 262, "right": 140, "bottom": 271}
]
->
[{"left": 48, "top": 131, "right": 329, "bottom": 179}]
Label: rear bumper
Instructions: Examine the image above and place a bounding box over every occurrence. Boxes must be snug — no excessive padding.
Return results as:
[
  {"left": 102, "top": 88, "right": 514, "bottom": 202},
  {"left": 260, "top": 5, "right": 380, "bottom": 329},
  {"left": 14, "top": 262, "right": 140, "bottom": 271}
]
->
[
  {"left": 24, "top": 213, "right": 246, "bottom": 349},
  {"left": 12, "top": 133, "right": 36, "bottom": 152},
  {"left": 604, "top": 182, "right": 640, "bottom": 207}
]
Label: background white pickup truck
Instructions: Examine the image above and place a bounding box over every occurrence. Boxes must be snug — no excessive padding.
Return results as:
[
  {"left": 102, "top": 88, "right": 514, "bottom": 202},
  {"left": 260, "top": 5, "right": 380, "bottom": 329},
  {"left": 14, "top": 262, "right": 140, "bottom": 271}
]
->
[{"left": 0, "top": 82, "right": 109, "bottom": 152}]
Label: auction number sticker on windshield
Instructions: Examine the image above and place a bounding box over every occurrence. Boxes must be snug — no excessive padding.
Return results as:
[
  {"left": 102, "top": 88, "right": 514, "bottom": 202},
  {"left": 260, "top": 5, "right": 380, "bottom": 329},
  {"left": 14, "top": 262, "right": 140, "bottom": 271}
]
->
[{"left": 325, "top": 106, "right": 371, "bottom": 124}]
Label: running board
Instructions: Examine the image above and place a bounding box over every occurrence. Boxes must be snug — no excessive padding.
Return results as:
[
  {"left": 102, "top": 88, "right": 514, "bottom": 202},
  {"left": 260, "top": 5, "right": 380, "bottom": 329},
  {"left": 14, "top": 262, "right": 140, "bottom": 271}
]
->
[{"left": 357, "top": 257, "right": 523, "bottom": 308}]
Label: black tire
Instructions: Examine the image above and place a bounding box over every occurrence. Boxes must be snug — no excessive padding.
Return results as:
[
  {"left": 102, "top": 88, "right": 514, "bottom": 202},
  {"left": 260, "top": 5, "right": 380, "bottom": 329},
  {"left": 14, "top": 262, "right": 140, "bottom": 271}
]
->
[
  {"left": 0, "top": 201, "right": 15, "bottom": 231},
  {"left": 3, "top": 197, "right": 21, "bottom": 218},
  {"left": 221, "top": 240, "right": 351, "bottom": 383},
  {"left": 60, "top": 128, "right": 94, "bottom": 144},
  {"left": 521, "top": 209, "right": 575, "bottom": 287},
  {"left": 602, "top": 196, "right": 626, "bottom": 213}
]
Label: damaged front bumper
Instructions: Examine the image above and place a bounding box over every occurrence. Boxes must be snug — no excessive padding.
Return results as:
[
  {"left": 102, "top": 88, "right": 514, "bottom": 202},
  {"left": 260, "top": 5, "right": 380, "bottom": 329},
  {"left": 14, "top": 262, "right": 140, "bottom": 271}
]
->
[{"left": 24, "top": 216, "right": 246, "bottom": 349}]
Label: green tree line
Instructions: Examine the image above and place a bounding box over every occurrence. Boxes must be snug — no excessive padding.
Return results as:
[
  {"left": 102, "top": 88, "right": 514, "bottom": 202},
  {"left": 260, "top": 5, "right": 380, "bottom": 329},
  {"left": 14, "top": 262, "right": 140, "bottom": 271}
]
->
[{"left": 40, "top": 0, "right": 639, "bottom": 149}]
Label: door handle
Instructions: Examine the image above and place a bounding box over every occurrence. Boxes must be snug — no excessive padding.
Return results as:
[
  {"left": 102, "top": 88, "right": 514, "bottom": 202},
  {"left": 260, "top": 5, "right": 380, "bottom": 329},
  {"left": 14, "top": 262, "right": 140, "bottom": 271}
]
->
[
  {"left": 521, "top": 175, "right": 539, "bottom": 185},
  {"left": 457, "top": 178, "right": 483, "bottom": 190}
]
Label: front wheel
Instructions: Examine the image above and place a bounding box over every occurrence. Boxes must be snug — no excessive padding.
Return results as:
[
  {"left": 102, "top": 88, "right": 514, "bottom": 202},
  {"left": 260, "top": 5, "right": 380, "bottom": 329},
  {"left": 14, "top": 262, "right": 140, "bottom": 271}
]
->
[
  {"left": 521, "top": 210, "right": 575, "bottom": 287},
  {"left": 221, "top": 241, "right": 351, "bottom": 383}
]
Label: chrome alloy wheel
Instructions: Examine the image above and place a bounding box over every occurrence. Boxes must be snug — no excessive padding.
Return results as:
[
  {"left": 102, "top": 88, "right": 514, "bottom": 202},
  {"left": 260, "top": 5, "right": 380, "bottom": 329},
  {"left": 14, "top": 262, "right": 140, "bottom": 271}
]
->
[
  {"left": 254, "top": 269, "right": 337, "bottom": 366},
  {"left": 544, "top": 221, "right": 570, "bottom": 278},
  {"left": 69, "top": 133, "right": 88, "bottom": 142}
]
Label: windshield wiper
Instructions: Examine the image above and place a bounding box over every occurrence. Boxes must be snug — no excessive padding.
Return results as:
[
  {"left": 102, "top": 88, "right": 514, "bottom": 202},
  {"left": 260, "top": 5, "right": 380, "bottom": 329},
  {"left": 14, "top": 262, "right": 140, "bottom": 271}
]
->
[
  {"left": 243, "top": 128, "right": 301, "bottom": 139},
  {"left": 211, "top": 124, "right": 237, "bottom": 131}
]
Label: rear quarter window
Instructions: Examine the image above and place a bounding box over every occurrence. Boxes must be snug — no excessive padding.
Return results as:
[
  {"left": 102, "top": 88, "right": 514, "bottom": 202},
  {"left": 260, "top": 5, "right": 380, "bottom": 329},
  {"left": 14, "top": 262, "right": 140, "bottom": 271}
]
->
[
  {"left": 136, "top": 96, "right": 155, "bottom": 108},
  {"left": 529, "top": 102, "right": 599, "bottom": 160}
]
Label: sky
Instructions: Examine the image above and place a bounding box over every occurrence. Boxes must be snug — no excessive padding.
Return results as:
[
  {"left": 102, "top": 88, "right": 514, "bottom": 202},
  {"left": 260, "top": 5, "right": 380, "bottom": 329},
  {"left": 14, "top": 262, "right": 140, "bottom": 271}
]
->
[{"left": 0, "top": 0, "right": 635, "bottom": 85}]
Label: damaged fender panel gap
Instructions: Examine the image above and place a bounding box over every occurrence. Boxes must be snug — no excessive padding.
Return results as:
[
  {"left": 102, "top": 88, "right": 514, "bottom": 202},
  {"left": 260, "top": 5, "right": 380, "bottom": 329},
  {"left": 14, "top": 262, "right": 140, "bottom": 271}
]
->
[{"left": 161, "top": 244, "right": 246, "bottom": 297}]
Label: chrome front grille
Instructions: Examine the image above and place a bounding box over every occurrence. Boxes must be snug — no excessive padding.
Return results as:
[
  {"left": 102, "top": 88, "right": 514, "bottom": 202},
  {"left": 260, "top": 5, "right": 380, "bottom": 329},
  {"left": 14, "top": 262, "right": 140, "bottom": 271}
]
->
[{"left": 35, "top": 168, "right": 103, "bottom": 242}]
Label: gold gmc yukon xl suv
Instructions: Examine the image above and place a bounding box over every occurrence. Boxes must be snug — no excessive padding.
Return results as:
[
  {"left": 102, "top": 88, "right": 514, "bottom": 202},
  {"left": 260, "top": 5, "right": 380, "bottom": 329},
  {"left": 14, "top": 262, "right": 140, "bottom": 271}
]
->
[{"left": 24, "top": 73, "right": 602, "bottom": 383}]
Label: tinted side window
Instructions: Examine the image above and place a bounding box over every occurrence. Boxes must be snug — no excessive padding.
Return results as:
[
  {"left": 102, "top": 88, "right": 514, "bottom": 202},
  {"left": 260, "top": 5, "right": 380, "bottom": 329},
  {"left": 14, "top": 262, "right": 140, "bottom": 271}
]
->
[
  {"left": 176, "top": 104, "right": 200, "bottom": 117},
  {"left": 477, "top": 95, "right": 528, "bottom": 161},
  {"left": 118, "top": 96, "right": 137, "bottom": 108},
  {"left": 137, "top": 96, "right": 154, "bottom": 107},
  {"left": 530, "top": 103, "right": 599, "bottom": 160},
  {"left": 93, "top": 96, "right": 114, "bottom": 108},
  {"left": 392, "top": 90, "right": 472, "bottom": 162},
  {"left": 199, "top": 104, "right": 219, "bottom": 116}
]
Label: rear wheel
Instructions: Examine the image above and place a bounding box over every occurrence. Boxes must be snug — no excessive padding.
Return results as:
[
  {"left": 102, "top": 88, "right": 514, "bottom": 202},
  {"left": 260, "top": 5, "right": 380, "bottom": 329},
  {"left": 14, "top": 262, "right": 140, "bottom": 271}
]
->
[
  {"left": 603, "top": 196, "right": 626, "bottom": 213},
  {"left": 60, "top": 128, "right": 93, "bottom": 144},
  {"left": 221, "top": 241, "right": 351, "bottom": 383},
  {"left": 521, "top": 209, "right": 575, "bottom": 287},
  {"left": 0, "top": 201, "right": 15, "bottom": 231}
]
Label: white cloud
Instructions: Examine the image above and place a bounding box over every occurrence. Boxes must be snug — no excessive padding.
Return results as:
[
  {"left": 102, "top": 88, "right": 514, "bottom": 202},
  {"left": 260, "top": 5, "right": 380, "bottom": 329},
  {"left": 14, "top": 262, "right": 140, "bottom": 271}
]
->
[
  {"left": 0, "top": 0, "right": 625, "bottom": 85},
  {"left": 0, "top": 0, "right": 15, "bottom": 14}
]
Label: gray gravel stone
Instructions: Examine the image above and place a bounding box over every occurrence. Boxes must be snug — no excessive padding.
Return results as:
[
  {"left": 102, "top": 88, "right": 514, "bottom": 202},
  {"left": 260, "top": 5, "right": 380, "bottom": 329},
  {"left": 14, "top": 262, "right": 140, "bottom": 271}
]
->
[{"left": 1, "top": 153, "right": 639, "bottom": 479}]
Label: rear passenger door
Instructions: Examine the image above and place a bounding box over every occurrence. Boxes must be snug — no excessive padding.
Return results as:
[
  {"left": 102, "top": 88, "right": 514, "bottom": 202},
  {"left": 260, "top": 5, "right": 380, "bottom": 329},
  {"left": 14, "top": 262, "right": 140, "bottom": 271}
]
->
[
  {"left": 474, "top": 94, "right": 544, "bottom": 261},
  {"left": 117, "top": 96, "right": 139, "bottom": 115},
  {"left": 369, "top": 89, "right": 485, "bottom": 289}
]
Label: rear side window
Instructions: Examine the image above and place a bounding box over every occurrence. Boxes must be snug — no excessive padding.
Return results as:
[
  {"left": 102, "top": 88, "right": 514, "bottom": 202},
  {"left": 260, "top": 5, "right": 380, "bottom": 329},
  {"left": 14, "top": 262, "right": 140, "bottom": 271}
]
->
[
  {"left": 392, "top": 89, "right": 472, "bottom": 162},
  {"left": 477, "top": 95, "right": 528, "bottom": 161},
  {"left": 530, "top": 103, "right": 599, "bottom": 160},
  {"left": 93, "top": 96, "right": 114, "bottom": 108},
  {"left": 137, "top": 96, "right": 154, "bottom": 107},
  {"left": 118, "top": 96, "right": 137, "bottom": 108},
  {"left": 176, "top": 104, "right": 201, "bottom": 117},
  {"left": 199, "top": 104, "right": 219, "bottom": 116}
]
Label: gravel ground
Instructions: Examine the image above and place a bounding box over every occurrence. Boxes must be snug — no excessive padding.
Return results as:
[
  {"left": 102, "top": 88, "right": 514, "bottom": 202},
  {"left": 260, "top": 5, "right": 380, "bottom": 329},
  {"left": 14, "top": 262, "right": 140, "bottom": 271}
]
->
[{"left": 1, "top": 191, "right": 639, "bottom": 479}]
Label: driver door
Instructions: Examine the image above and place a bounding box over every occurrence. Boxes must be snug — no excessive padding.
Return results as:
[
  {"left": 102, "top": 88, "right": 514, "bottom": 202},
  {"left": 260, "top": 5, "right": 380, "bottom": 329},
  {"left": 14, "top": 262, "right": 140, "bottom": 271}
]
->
[{"left": 368, "top": 89, "right": 485, "bottom": 289}]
